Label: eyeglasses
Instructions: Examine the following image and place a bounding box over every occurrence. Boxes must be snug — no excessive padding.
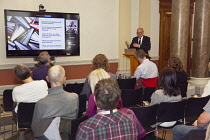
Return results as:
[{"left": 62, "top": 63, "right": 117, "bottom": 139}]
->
[{"left": 137, "top": 32, "right": 143, "bottom": 34}]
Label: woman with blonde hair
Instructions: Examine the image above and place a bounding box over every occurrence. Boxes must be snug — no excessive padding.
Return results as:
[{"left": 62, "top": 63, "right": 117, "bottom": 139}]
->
[
  {"left": 80, "top": 54, "right": 116, "bottom": 100},
  {"left": 86, "top": 68, "right": 122, "bottom": 118}
]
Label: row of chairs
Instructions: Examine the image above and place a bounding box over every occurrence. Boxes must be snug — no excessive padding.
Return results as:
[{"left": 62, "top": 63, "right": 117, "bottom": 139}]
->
[
  {"left": 129, "top": 95, "right": 210, "bottom": 139},
  {"left": 0, "top": 88, "right": 87, "bottom": 139}
]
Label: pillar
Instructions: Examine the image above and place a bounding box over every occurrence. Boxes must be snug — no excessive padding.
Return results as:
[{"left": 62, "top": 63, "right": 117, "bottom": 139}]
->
[
  {"left": 170, "top": 0, "right": 190, "bottom": 71},
  {"left": 192, "top": 0, "right": 210, "bottom": 78}
]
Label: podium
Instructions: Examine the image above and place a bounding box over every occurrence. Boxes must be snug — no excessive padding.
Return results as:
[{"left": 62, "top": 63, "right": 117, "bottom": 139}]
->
[{"left": 123, "top": 54, "right": 139, "bottom": 76}]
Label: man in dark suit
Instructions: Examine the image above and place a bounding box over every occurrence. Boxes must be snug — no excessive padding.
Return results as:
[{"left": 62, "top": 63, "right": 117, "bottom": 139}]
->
[{"left": 125, "top": 28, "right": 151, "bottom": 54}]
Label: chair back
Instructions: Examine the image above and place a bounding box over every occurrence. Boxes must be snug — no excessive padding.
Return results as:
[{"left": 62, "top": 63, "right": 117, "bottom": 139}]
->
[
  {"left": 130, "top": 104, "right": 159, "bottom": 133},
  {"left": 78, "top": 94, "right": 87, "bottom": 118},
  {"left": 117, "top": 78, "right": 136, "bottom": 89},
  {"left": 178, "top": 82, "right": 188, "bottom": 98},
  {"left": 17, "top": 102, "right": 36, "bottom": 128},
  {"left": 185, "top": 95, "right": 210, "bottom": 124},
  {"left": 65, "top": 83, "right": 84, "bottom": 95},
  {"left": 157, "top": 100, "right": 186, "bottom": 123},
  {"left": 121, "top": 88, "right": 143, "bottom": 107},
  {"left": 3, "top": 89, "right": 13, "bottom": 111},
  {"left": 143, "top": 87, "right": 156, "bottom": 103},
  {"left": 69, "top": 115, "right": 88, "bottom": 140}
]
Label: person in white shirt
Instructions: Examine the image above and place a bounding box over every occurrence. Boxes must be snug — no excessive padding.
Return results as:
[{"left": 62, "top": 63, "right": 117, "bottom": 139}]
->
[
  {"left": 134, "top": 49, "right": 158, "bottom": 88},
  {"left": 12, "top": 64, "right": 48, "bottom": 113}
]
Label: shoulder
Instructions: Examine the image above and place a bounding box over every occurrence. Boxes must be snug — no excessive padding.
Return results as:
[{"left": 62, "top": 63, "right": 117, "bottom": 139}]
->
[
  {"left": 153, "top": 89, "right": 164, "bottom": 96},
  {"left": 143, "top": 36, "right": 150, "bottom": 39},
  {"left": 65, "top": 91, "right": 78, "bottom": 100}
]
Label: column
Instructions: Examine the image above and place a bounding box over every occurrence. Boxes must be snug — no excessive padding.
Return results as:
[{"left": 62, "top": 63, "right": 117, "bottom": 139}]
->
[
  {"left": 192, "top": 0, "right": 210, "bottom": 78},
  {"left": 170, "top": 0, "right": 190, "bottom": 71}
]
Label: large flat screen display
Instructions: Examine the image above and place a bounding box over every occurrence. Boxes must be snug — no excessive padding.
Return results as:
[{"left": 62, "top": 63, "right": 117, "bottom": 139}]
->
[{"left": 4, "top": 9, "right": 80, "bottom": 57}]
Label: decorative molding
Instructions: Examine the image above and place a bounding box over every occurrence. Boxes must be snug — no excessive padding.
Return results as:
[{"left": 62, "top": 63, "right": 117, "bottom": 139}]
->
[{"left": 0, "top": 59, "right": 118, "bottom": 70}]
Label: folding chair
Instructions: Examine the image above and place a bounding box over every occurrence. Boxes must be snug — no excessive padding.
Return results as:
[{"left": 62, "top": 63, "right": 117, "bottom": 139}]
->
[
  {"left": 143, "top": 87, "right": 156, "bottom": 103},
  {"left": 69, "top": 115, "right": 88, "bottom": 140},
  {"left": 78, "top": 94, "right": 87, "bottom": 118},
  {"left": 184, "top": 95, "right": 210, "bottom": 125},
  {"left": 130, "top": 104, "right": 158, "bottom": 134},
  {"left": 121, "top": 88, "right": 143, "bottom": 107},
  {"left": 16, "top": 103, "right": 36, "bottom": 129},
  {"left": 65, "top": 83, "right": 84, "bottom": 95},
  {"left": 156, "top": 100, "right": 186, "bottom": 139},
  {"left": 0, "top": 89, "right": 14, "bottom": 139},
  {"left": 117, "top": 78, "right": 136, "bottom": 89}
]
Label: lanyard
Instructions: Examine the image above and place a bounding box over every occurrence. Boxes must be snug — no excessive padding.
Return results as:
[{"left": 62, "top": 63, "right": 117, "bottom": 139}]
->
[{"left": 97, "top": 109, "right": 118, "bottom": 115}]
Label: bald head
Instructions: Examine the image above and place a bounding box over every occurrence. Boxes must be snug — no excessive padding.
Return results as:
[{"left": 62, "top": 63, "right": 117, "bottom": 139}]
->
[
  {"left": 136, "top": 28, "right": 144, "bottom": 38},
  {"left": 47, "top": 65, "right": 66, "bottom": 85}
]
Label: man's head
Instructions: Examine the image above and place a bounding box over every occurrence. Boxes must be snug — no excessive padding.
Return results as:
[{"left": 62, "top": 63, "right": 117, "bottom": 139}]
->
[
  {"left": 13, "top": 64, "right": 31, "bottom": 81},
  {"left": 136, "top": 28, "right": 144, "bottom": 38},
  {"left": 94, "top": 78, "right": 121, "bottom": 110},
  {"left": 47, "top": 65, "right": 66, "bottom": 86},
  {"left": 38, "top": 51, "right": 51, "bottom": 65},
  {"left": 134, "top": 49, "right": 146, "bottom": 63},
  {"left": 92, "top": 54, "right": 109, "bottom": 71}
]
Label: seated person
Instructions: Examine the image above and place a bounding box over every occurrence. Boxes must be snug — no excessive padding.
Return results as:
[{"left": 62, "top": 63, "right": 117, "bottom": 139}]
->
[
  {"left": 32, "top": 65, "right": 79, "bottom": 139},
  {"left": 80, "top": 54, "right": 116, "bottom": 100},
  {"left": 134, "top": 49, "right": 158, "bottom": 88},
  {"left": 173, "top": 100, "right": 210, "bottom": 140},
  {"left": 151, "top": 67, "right": 182, "bottom": 127},
  {"left": 76, "top": 78, "right": 146, "bottom": 140},
  {"left": 86, "top": 68, "right": 122, "bottom": 118},
  {"left": 168, "top": 57, "right": 188, "bottom": 98},
  {"left": 202, "top": 80, "right": 210, "bottom": 97},
  {"left": 12, "top": 64, "right": 48, "bottom": 113},
  {"left": 32, "top": 51, "right": 52, "bottom": 87}
]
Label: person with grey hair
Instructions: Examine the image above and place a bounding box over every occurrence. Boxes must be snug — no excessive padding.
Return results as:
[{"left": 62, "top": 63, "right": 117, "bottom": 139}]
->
[
  {"left": 32, "top": 65, "right": 79, "bottom": 139},
  {"left": 125, "top": 28, "right": 151, "bottom": 54},
  {"left": 134, "top": 49, "right": 158, "bottom": 88},
  {"left": 32, "top": 51, "right": 52, "bottom": 87}
]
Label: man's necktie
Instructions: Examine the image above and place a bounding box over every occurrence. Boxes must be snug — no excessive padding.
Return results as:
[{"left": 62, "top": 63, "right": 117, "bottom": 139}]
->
[{"left": 138, "top": 38, "right": 141, "bottom": 45}]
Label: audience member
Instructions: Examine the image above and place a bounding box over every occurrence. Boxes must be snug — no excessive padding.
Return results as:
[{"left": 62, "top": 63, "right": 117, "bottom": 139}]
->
[
  {"left": 76, "top": 78, "right": 145, "bottom": 140},
  {"left": 32, "top": 65, "right": 79, "bottom": 139},
  {"left": 168, "top": 57, "right": 188, "bottom": 97},
  {"left": 168, "top": 57, "right": 188, "bottom": 85},
  {"left": 202, "top": 80, "right": 210, "bottom": 97},
  {"left": 86, "top": 68, "right": 122, "bottom": 118},
  {"left": 151, "top": 67, "right": 182, "bottom": 127},
  {"left": 134, "top": 49, "right": 158, "bottom": 88},
  {"left": 173, "top": 100, "right": 210, "bottom": 140},
  {"left": 80, "top": 54, "right": 116, "bottom": 100},
  {"left": 12, "top": 64, "right": 48, "bottom": 113},
  {"left": 32, "top": 51, "right": 52, "bottom": 87}
]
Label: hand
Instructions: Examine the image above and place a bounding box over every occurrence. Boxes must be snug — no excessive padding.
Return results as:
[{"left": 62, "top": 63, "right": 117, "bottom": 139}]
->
[
  {"left": 193, "top": 120, "right": 198, "bottom": 126},
  {"left": 125, "top": 40, "right": 130, "bottom": 46},
  {"left": 133, "top": 43, "right": 140, "bottom": 48}
]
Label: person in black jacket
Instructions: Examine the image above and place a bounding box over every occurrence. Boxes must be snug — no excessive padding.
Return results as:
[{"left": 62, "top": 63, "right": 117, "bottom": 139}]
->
[{"left": 125, "top": 28, "right": 151, "bottom": 54}]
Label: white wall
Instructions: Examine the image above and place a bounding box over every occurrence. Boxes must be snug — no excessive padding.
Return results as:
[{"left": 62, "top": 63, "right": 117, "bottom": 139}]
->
[
  {"left": 0, "top": 0, "right": 119, "bottom": 67},
  {"left": 150, "top": 0, "right": 160, "bottom": 59}
]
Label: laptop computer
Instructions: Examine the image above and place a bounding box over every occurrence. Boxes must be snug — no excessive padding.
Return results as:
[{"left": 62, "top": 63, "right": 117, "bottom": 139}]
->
[{"left": 124, "top": 49, "right": 136, "bottom": 55}]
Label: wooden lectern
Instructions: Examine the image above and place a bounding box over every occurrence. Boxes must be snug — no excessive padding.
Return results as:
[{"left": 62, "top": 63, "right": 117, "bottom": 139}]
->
[{"left": 123, "top": 54, "right": 140, "bottom": 76}]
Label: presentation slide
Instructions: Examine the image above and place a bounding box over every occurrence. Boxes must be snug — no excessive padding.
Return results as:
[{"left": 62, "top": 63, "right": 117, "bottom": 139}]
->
[{"left": 39, "top": 18, "right": 65, "bottom": 50}]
